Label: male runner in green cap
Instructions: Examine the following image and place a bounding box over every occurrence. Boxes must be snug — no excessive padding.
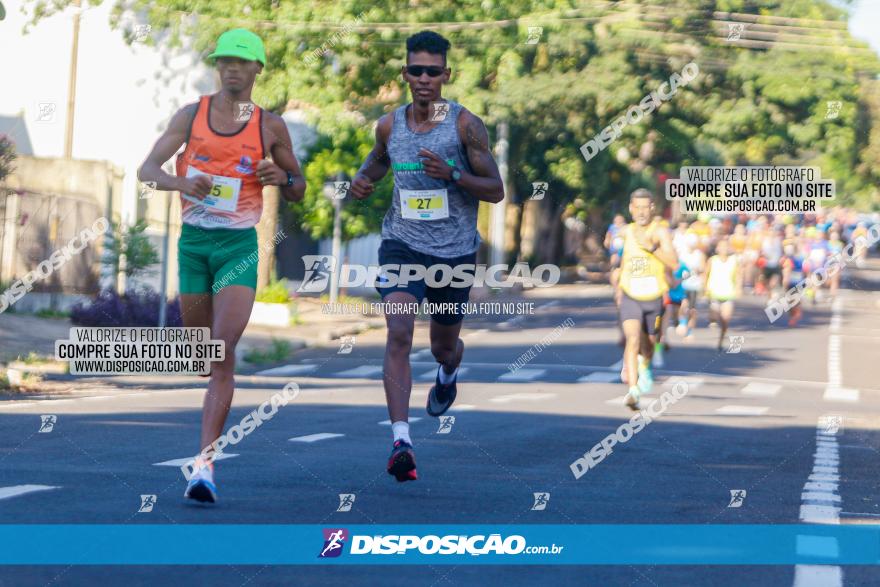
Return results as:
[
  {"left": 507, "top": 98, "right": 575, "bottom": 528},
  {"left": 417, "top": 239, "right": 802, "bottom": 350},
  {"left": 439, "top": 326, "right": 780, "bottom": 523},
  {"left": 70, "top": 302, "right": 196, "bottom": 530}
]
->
[{"left": 138, "top": 28, "right": 305, "bottom": 503}]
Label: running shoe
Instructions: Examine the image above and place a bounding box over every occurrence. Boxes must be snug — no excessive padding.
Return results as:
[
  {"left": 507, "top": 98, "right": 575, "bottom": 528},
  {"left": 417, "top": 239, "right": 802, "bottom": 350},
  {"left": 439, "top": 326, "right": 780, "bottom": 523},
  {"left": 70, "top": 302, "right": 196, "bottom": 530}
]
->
[
  {"left": 184, "top": 470, "right": 218, "bottom": 504},
  {"left": 426, "top": 366, "right": 458, "bottom": 417},
  {"left": 624, "top": 387, "right": 641, "bottom": 411},
  {"left": 652, "top": 343, "right": 665, "bottom": 368},
  {"left": 386, "top": 439, "right": 418, "bottom": 482},
  {"left": 675, "top": 318, "right": 688, "bottom": 336},
  {"left": 637, "top": 360, "right": 654, "bottom": 394}
]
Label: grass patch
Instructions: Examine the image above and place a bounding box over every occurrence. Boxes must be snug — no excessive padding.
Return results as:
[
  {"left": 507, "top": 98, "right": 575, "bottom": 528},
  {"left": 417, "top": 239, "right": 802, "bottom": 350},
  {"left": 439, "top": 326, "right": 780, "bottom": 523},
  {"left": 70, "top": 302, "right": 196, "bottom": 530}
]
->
[
  {"left": 35, "top": 308, "right": 70, "bottom": 319},
  {"left": 243, "top": 338, "right": 293, "bottom": 365}
]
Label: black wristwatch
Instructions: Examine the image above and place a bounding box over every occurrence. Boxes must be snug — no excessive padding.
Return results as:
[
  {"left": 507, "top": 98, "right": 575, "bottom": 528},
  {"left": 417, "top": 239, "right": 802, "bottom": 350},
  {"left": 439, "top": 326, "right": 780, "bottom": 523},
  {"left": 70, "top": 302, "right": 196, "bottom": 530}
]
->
[
  {"left": 450, "top": 168, "right": 462, "bottom": 183},
  {"left": 285, "top": 171, "right": 295, "bottom": 187}
]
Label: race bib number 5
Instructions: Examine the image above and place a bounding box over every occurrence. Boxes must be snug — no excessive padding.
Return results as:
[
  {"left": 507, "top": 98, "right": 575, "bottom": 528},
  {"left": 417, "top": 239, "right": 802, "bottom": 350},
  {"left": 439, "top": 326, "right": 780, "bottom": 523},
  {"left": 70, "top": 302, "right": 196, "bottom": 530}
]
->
[
  {"left": 183, "top": 166, "right": 241, "bottom": 212},
  {"left": 399, "top": 188, "right": 449, "bottom": 221}
]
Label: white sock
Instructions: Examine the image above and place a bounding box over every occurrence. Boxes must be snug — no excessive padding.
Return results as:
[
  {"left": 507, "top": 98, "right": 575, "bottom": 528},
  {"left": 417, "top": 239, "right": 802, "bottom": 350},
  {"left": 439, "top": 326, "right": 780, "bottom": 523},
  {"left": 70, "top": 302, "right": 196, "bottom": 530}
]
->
[
  {"left": 438, "top": 364, "right": 458, "bottom": 384},
  {"left": 391, "top": 421, "right": 411, "bottom": 445}
]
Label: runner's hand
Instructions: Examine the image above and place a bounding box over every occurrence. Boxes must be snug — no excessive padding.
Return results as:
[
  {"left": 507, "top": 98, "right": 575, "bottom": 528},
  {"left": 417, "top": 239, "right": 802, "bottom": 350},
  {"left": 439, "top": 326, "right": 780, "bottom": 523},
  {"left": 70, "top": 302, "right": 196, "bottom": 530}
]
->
[
  {"left": 182, "top": 175, "right": 213, "bottom": 199},
  {"left": 418, "top": 148, "right": 453, "bottom": 181},
  {"left": 350, "top": 173, "right": 375, "bottom": 199},
  {"left": 256, "top": 159, "right": 286, "bottom": 186}
]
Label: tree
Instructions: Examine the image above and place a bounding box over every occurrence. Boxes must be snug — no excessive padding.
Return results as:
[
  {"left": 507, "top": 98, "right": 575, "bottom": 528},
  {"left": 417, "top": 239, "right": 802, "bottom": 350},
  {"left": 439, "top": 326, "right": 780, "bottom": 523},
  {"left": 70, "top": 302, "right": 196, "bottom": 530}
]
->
[{"left": 0, "top": 135, "right": 15, "bottom": 182}]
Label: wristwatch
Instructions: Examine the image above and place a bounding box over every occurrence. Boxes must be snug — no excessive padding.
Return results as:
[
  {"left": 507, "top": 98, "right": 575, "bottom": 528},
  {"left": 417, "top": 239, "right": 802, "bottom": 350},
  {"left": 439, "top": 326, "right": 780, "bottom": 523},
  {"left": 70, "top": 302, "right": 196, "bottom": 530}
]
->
[
  {"left": 450, "top": 168, "right": 462, "bottom": 183},
  {"left": 285, "top": 171, "right": 295, "bottom": 187}
]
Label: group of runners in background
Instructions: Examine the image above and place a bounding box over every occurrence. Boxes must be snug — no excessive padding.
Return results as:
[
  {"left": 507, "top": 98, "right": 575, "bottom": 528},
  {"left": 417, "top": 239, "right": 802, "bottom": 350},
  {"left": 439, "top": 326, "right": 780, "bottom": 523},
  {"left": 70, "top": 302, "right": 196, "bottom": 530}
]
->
[{"left": 606, "top": 191, "right": 874, "bottom": 410}]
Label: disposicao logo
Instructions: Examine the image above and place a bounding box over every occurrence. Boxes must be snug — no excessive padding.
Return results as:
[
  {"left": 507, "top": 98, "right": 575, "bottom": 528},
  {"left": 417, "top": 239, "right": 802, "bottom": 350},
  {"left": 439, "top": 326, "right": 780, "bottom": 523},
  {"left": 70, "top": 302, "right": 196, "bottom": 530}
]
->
[{"left": 319, "top": 528, "right": 348, "bottom": 558}]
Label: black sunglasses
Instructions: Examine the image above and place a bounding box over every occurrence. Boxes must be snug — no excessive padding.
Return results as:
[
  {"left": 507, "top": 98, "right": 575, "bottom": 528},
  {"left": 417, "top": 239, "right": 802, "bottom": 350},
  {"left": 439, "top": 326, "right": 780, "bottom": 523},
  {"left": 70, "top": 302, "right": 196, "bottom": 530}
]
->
[{"left": 405, "top": 65, "right": 445, "bottom": 77}]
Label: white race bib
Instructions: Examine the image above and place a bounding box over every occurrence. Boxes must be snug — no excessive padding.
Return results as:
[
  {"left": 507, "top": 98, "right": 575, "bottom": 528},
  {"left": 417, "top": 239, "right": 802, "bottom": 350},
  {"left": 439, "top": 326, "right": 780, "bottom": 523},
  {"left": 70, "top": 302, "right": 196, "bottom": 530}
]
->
[
  {"left": 183, "top": 166, "right": 242, "bottom": 212},
  {"left": 628, "top": 276, "right": 660, "bottom": 298},
  {"left": 399, "top": 188, "right": 449, "bottom": 221}
]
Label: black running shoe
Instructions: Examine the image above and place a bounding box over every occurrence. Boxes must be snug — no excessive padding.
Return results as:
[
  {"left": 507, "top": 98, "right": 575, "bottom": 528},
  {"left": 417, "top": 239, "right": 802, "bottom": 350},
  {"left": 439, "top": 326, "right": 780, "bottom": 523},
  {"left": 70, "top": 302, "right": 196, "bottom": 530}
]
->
[
  {"left": 426, "top": 367, "right": 458, "bottom": 417},
  {"left": 386, "top": 440, "right": 418, "bottom": 482}
]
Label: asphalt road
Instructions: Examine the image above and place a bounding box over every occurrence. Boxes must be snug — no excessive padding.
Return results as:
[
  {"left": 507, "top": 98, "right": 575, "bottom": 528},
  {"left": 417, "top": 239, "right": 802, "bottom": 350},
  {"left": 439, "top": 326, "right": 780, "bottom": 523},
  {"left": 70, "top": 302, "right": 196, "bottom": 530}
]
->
[{"left": 1, "top": 262, "right": 878, "bottom": 586}]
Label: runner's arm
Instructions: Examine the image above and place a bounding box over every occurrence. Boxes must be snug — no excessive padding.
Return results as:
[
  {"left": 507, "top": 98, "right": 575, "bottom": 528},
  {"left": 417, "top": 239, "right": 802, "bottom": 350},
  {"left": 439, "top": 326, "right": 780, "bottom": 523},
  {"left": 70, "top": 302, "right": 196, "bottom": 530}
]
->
[
  {"left": 357, "top": 115, "right": 392, "bottom": 183},
  {"left": 457, "top": 110, "right": 504, "bottom": 204},
  {"left": 263, "top": 113, "right": 306, "bottom": 203},
  {"left": 653, "top": 226, "right": 679, "bottom": 271},
  {"left": 137, "top": 103, "right": 199, "bottom": 192}
]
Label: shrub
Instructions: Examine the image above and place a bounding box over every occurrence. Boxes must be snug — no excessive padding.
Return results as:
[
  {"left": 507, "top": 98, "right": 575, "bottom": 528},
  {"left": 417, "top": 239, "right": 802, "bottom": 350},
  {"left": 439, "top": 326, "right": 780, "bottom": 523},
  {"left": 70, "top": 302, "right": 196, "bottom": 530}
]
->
[
  {"left": 70, "top": 288, "right": 182, "bottom": 327},
  {"left": 255, "top": 278, "right": 291, "bottom": 304}
]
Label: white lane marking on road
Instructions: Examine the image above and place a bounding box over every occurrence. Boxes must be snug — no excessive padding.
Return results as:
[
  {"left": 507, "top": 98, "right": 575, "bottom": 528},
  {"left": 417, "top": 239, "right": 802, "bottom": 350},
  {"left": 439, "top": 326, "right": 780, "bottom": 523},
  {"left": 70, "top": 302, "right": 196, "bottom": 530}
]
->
[
  {"left": 0, "top": 485, "right": 59, "bottom": 501},
  {"left": 537, "top": 301, "right": 559, "bottom": 310},
  {"left": 497, "top": 369, "right": 545, "bottom": 382},
  {"left": 715, "top": 405, "right": 769, "bottom": 416},
  {"left": 793, "top": 565, "right": 842, "bottom": 587},
  {"left": 289, "top": 433, "right": 344, "bottom": 443},
  {"left": 824, "top": 296, "right": 858, "bottom": 403},
  {"left": 449, "top": 404, "right": 477, "bottom": 412},
  {"left": 578, "top": 372, "right": 620, "bottom": 383},
  {"left": 741, "top": 382, "right": 781, "bottom": 397},
  {"left": 153, "top": 454, "right": 239, "bottom": 467},
  {"left": 609, "top": 359, "right": 623, "bottom": 371},
  {"left": 417, "top": 367, "right": 470, "bottom": 381},
  {"left": 379, "top": 418, "right": 422, "bottom": 426},
  {"left": 794, "top": 416, "right": 843, "bottom": 587},
  {"left": 463, "top": 329, "right": 488, "bottom": 337},
  {"left": 663, "top": 377, "right": 703, "bottom": 390},
  {"left": 255, "top": 364, "right": 318, "bottom": 377},
  {"left": 334, "top": 366, "right": 383, "bottom": 378},
  {"left": 490, "top": 392, "right": 556, "bottom": 404},
  {"left": 410, "top": 348, "right": 433, "bottom": 360},
  {"left": 80, "top": 396, "right": 112, "bottom": 401},
  {"left": 822, "top": 387, "right": 859, "bottom": 402}
]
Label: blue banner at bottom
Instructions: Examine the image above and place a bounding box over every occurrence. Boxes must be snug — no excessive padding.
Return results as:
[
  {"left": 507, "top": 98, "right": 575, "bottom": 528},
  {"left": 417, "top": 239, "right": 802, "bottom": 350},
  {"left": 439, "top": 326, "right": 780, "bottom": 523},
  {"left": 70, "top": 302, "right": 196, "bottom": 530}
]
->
[{"left": 0, "top": 525, "right": 877, "bottom": 565}]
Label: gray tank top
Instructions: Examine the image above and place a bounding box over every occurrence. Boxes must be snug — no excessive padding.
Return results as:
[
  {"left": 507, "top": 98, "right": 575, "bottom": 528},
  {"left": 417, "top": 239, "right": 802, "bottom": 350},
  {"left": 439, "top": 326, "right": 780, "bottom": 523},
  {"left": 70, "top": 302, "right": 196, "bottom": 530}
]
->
[{"left": 381, "top": 100, "right": 480, "bottom": 258}]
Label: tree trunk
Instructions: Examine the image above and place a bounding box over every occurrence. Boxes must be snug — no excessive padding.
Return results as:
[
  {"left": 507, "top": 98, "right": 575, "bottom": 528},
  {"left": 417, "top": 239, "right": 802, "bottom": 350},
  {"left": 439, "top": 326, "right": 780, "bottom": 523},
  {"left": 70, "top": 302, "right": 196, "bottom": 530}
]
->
[{"left": 256, "top": 186, "right": 280, "bottom": 289}]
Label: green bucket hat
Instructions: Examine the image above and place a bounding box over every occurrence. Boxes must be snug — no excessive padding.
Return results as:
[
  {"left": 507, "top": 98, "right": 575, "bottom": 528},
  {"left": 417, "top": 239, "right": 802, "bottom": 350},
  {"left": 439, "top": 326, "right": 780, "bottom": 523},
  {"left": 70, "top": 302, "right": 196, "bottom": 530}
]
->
[{"left": 208, "top": 28, "right": 266, "bottom": 66}]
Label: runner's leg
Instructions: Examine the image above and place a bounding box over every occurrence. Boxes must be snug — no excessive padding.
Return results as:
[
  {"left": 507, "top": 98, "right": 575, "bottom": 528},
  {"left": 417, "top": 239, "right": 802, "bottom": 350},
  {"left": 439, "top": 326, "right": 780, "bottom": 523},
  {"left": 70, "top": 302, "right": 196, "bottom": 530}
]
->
[{"left": 382, "top": 291, "right": 418, "bottom": 423}]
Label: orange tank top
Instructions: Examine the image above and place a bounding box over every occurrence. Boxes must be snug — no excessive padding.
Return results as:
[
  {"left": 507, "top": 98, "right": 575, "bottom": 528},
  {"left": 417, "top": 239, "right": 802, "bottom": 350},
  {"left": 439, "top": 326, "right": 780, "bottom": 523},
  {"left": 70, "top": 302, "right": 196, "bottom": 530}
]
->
[{"left": 176, "top": 95, "right": 265, "bottom": 229}]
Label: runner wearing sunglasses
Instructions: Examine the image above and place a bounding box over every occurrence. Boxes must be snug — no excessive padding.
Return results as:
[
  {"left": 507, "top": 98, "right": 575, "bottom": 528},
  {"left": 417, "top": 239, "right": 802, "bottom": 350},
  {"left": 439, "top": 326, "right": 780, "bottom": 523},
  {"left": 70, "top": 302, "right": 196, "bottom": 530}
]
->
[{"left": 350, "top": 31, "right": 504, "bottom": 482}]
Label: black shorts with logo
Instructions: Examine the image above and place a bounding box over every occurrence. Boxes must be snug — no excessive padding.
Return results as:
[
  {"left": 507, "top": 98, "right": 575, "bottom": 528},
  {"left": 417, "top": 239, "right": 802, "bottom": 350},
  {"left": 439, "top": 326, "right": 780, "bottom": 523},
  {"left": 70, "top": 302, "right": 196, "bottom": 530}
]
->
[
  {"left": 619, "top": 292, "right": 664, "bottom": 335},
  {"left": 375, "top": 238, "right": 476, "bottom": 325}
]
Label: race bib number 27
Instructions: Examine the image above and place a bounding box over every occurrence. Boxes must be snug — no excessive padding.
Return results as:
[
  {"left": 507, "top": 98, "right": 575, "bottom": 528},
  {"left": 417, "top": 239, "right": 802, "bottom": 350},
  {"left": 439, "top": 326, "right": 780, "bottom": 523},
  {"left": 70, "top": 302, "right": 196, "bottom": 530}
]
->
[{"left": 399, "top": 188, "right": 449, "bottom": 221}]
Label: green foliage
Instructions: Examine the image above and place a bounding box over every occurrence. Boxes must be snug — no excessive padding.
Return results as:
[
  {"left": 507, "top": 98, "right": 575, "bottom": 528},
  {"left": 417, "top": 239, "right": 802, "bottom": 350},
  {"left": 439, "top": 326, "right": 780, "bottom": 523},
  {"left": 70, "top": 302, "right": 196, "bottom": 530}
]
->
[
  {"left": 0, "top": 135, "right": 16, "bottom": 182},
  {"left": 243, "top": 338, "right": 292, "bottom": 364},
  {"left": 101, "top": 219, "right": 160, "bottom": 279},
  {"left": 255, "top": 277, "right": 290, "bottom": 303},
  {"left": 22, "top": 0, "right": 880, "bottom": 236}
]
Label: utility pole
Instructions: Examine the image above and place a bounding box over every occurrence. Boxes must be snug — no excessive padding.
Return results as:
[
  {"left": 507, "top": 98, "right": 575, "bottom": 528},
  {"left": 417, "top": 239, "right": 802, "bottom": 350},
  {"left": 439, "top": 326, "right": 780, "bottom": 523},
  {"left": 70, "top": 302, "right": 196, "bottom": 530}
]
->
[
  {"left": 491, "top": 121, "right": 509, "bottom": 266},
  {"left": 64, "top": 0, "right": 82, "bottom": 159}
]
